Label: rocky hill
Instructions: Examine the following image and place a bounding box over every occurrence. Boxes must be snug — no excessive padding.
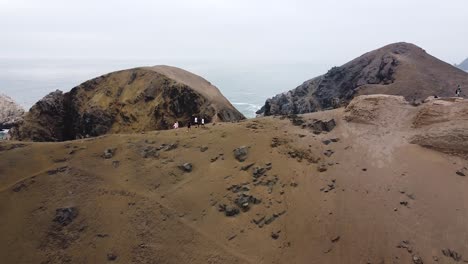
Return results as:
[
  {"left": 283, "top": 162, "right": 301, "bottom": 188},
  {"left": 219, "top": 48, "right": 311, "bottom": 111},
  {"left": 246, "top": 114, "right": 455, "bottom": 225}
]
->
[
  {"left": 9, "top": 66, "right": 245, "bottom": 142},
  {"left": 0, "top": 94, "right": 24, "bottom": 129},
  {"left": 1, "top": 94, "right": 467, "bottom": 263},
  {"left": 258, "top": 42, "right": 468, "bottom": 116},
  {"left": 456, "top": 57, "right": 468, "bottom": 71}
]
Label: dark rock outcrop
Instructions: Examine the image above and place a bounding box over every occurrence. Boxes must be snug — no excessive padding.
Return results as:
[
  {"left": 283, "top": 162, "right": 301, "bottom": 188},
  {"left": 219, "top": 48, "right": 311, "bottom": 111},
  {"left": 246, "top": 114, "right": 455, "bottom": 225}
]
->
[
  {"left": 0, "top": 94, "right": 24, "bottom": 129},
  {"left": 10, "top": 66, "right": 245, "bottom": 142},
  {"left": 258, "top": 42, "right": 468, "bottom": 116}
]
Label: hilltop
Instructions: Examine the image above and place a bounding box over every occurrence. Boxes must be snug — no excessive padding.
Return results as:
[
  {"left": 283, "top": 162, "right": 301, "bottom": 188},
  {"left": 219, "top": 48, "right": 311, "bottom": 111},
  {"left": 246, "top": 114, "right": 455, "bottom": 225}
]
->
[
  {"left": 9, "top": 65, "right": 245, "bottom": 142},
  {"left": 258, "top": 42, "right": 468, "bottom": 115}
]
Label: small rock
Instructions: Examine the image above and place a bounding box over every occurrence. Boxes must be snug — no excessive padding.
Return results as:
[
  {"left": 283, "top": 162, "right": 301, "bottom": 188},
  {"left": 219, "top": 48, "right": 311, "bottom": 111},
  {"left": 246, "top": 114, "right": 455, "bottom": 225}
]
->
[
  {"left": 271, "top": 232, "right": 280, "bottom": 240},
  {"left": 103, "top": 148, "right": 115, "bottom": 159},
  {"left": 331, "top": 236, "right": 340, "bottom": 243},
  {"left": 179, "top": 163, "right": 192, "bottom": 172},
  {"left": 456, "top": 171, "right": 465, "bottom": 177},
  {"left": 200, "top": 146, "right": 208, "bottom": 152},
  {"left": 53, "top": 207, "right": 78, "bottom": 226},
  {"left": 441, "top": 248, "right": 462, "bottom": 261},
  {"left": 412, "top": 255, "right": 423, "bottom": 264},
  {"left": 317, "top": 164, "right": 327, "bottom": 172},
  {"left": 241, "top": 163, "right": 255, "bottom": 171},
  {"left": 233, "top": 146, "right": 248, "bottom": 162},
  {"left": 225, "top": 206, "right": 240, "bottom": 217},
  {"left": 107, "top": 253, "right": 117, "bottom": 261}
]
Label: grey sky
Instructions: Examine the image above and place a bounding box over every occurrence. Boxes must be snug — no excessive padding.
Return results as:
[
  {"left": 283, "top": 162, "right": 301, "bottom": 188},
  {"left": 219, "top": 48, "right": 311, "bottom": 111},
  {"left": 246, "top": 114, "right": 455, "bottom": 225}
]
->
[{"left": 1, "top": 0, "right": 467, "bottom": 65}]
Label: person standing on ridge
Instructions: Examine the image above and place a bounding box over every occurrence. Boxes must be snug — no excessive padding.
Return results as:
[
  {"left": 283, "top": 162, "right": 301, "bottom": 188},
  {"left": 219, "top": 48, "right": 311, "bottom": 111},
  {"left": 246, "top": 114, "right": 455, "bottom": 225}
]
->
[
  {"left": 194, "top": 116, "right": 199, "bottom": 128},
  {"left": 201, "top": 117, "right": 205, "bottom": 127},
  {"left": 186, "top": 120, "right": 191, "bottom": 132},
  {"left": 455, "top": 85, "right": 462, "bottom": 97}
]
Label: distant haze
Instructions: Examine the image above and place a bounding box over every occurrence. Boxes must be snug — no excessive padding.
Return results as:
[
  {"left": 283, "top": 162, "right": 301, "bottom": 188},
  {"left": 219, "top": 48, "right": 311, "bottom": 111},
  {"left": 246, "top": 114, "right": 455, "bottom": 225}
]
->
[{"left": 1, "top": 0, "right": 467, "bottom": 64}]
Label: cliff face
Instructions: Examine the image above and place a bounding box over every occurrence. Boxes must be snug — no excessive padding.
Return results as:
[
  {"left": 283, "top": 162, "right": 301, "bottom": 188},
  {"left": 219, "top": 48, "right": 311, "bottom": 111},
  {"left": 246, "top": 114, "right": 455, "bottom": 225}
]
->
[
  {"left": 10, "top": 66, "right": 245, "bottom": 142},
  {"left": 0, "top": 94, "right": 25, "bottom": 129},
  {"left": 258, "top": 42, "right": 468, "bottom": 116}
]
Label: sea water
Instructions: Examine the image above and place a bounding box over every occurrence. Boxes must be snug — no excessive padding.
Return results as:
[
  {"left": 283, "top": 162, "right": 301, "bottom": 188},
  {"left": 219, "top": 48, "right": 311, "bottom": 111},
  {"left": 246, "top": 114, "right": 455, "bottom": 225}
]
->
[{"left": 0, "top": 58, "right": 329, "bottom": 118}]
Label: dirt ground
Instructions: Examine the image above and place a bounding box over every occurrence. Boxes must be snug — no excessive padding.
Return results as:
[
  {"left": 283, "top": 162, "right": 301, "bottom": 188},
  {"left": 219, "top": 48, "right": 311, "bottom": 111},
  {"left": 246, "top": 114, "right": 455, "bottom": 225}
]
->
[{"left": 1, "top": 95, "right": 467, "bottom": 264}]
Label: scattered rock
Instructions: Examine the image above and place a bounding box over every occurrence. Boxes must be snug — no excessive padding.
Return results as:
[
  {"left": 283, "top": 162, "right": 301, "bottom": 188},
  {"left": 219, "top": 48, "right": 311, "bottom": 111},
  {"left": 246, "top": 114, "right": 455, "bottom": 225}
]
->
[
  {"left": 103, "top": 148, "right": 116, "bottom": 159},
  {"left": 53, "top": 207, "right": 78, "bottom": 226},
  {"left": 271, "top": 137, "right": 288, "bottom": 148},
  {"left": 271, "top": 231, "right": 280, "bottom": 240},
  {"left": 320, "top": 179, "right": 336, "bottom": 193},
  {"left": 200, "top": 146, "right": 208, "bottom": 152},
  {"left": 227, "top": 234, "right": 237, "bottom": 241},
  {"left": 322, "top": 140, "right": 332, "bottom": 145},
  {"left": 253, "top": 167, "right": 267, "bottom": 179},
  {"left": 234, "top": 193, "right": 261, "bottom": 211},
  {"left": 218, "top": 204, "right": 240, "bottom": 217},
  {"left": 139, "top": 146, "right": 159, "bottom": 158},
  {"left": 441, "top": 248, "right": 462, "bottom": 261},
  {"left": 317, "top": 163, "right": 328, "bottom": 172},
  {"left": 307, "top": 119, "right": 336, "bottom": 134},
  {"left": 12, "top": 182, "right": 27, "bottom": 192},
  {"left": 397, "top": 240, "right": 413, "bottom": 253},
  {"left": 241, "top": 163, "right": 255, "bottom": 171},
  {"left": 179, "top": 163, "right": 192, "bottom": 172},
  {"left": 287, "top": 148, "right": 319, "bottom": 163},
  {"left": 288, "top": 114, "right": 305, "bottom": 126},
  {"left": 331, "top": 236, "right": 340, "bottom": 243},
  {"left": 323, "top": 149, "right": 334, "bottom": 157},
  {"left": 107, "top": 253, "right": 118, "bottom": 261},
  {"left": 112, "top": 160, "right": 120, "bottom": 168},
  {"left": 227, "top": 183, "right": 250, "bottom": 193},
  {"left": 456, "top": 171, "right": 465, "bottom": 177},
  {"left": 233, "top": 146, "right": 249, "bottom": 162},
  {"left": 400, "top": 201, "right": 409, "bottom": 206},
  {"left": 47, "top": 166, "right": 68, "bottom": 175},
  {"left": 412, "top": 254, "right": 423, "bottom": 264}
]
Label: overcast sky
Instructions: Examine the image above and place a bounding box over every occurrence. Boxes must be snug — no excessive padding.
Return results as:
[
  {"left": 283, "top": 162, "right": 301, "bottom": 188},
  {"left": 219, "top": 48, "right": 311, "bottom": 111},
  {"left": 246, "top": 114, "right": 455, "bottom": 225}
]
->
[{"left": 1, "top": 0, "right": 467, "bottom": 65}]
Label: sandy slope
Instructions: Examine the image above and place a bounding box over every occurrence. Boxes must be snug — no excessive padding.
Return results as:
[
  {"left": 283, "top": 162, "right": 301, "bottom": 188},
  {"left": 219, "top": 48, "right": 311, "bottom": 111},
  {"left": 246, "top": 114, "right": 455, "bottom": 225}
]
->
[{"left": 1, "top": 95, "right": 467, "bottom": 264}]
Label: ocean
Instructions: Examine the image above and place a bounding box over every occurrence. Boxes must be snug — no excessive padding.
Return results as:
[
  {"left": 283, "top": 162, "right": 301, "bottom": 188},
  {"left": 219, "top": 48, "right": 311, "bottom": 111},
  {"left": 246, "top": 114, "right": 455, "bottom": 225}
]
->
[{"left": 0, "top": 59, "right": 330, "bottom": 118}]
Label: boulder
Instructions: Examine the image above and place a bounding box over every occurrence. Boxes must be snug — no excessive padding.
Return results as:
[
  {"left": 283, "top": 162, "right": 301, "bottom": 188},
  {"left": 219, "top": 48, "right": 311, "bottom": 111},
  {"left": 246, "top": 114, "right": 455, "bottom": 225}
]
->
[
  {"left": 0, "top": 94, "right": 24, "bottom": 130},
  {"left": 233, "top": 146, "right": 248, "bottom": 162},
  {"left": 53, "top": 207, "right": 78, "bottom": 226},
  {"left": 179, "top": 163, "right": 193, "bottom": 172}
]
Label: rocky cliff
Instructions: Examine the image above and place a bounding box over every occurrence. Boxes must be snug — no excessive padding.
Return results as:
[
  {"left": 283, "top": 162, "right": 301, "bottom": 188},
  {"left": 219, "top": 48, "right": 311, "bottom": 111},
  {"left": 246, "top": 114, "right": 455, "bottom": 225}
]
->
[
  {"left": 258, "top": 42, "right": 468, "bottom": 116},
  {"left": 10, "top": 65, "right": 245, "bottom": 141},
  {"left": 0, "top": 94, "right": 24, "bottom": 129}
]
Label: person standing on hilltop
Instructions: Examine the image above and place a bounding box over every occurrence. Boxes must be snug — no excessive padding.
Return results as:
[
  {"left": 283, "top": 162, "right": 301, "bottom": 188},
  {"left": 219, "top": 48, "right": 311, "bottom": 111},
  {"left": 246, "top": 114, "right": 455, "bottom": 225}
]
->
[
  {"left": 194, "top": 116, "right": 199, "bottom": 128},
  {"left": 173, "top": 121, "right": 179, "bottom": 129},
  {"left": 201, "top": 117, "right": 205, "bottom": 127},
  {"left": 186, "top": 120, "right": 191, "bottom": 132},
  {"left": 456, "top": 85, "right": 462, "bottom": 97}
]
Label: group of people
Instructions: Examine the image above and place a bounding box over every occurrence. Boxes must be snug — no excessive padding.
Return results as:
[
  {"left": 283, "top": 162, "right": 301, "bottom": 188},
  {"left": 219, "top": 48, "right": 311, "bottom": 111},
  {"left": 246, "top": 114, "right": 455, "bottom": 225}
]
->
[{"left": 172, "top": 116, "right": 205, "bottom": 131}]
